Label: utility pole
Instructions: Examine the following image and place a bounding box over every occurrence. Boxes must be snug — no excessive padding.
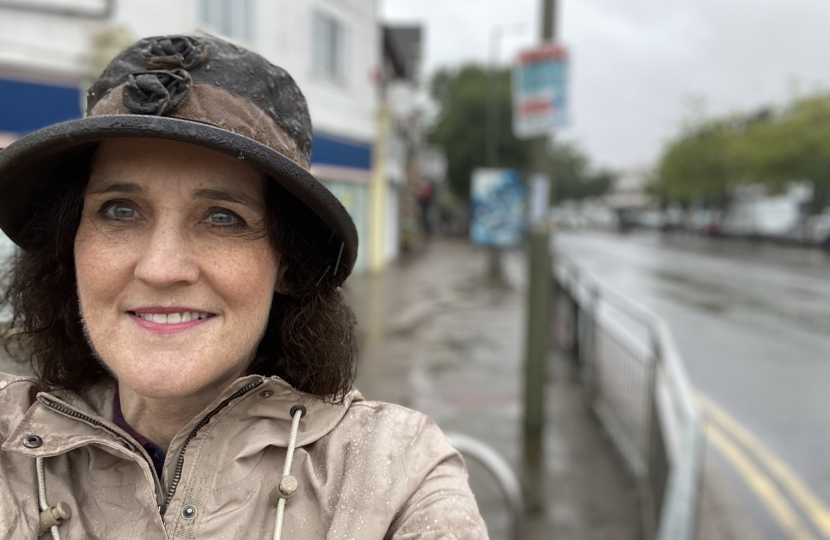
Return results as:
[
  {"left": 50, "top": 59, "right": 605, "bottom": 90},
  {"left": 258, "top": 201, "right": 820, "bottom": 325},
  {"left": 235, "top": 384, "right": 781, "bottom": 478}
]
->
[{"left": 523, "top": 0, "right": 557, "bottom": 514}]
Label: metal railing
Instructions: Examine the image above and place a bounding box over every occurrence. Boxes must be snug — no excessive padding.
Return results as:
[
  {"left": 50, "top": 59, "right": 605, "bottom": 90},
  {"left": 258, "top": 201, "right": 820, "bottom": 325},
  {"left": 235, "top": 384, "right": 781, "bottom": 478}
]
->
[
  {"left": 446, "top": 432, "right": 523, "bottom": 540},
  {"left": 554, "top": 256, "right": 704, "bottom": 540}
]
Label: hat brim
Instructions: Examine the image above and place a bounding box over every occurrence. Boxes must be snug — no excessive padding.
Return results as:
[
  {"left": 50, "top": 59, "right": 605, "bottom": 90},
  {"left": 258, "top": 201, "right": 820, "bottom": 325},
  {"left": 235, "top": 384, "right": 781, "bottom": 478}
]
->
[{"left": 0, "top": 115, "right": 358, "bottom": 277}]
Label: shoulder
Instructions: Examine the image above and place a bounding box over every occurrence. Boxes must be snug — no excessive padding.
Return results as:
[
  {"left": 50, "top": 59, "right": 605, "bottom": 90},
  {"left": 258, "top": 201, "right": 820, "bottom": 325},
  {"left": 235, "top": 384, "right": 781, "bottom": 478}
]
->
[
  {"left": 338, "top": 401, "right": 489, "bottom": 538},
  {"left": 337, "top": 399, "right": 460, "bottom": 468},
  {"left": 0, "top": 372, "right": 43, "bottom": 441},
  {"left": 345, "top": 399, "right": 445, "bottom": 436}
]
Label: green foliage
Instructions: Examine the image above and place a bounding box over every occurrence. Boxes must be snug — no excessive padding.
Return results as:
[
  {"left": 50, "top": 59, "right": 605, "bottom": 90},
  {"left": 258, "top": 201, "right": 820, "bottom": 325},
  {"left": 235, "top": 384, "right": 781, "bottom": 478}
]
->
[
  {"left": 429, "top": 65, "right": 529, "bottom": 197},
  {"left": 655, "top": 93, "right": 830, "bottom": 211},
  {"left": 550, "top": 142, "right": 615, "bottom": 202},
  {"left": 428, "top": 64, "right": 613, "bottom": 203}
]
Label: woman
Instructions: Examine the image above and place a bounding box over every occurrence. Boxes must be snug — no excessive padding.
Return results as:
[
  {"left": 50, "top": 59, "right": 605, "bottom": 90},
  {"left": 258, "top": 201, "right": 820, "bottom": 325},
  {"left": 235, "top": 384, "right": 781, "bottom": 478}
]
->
[{"left": 0, "top": 35, "right": 488, "bottom": 539}]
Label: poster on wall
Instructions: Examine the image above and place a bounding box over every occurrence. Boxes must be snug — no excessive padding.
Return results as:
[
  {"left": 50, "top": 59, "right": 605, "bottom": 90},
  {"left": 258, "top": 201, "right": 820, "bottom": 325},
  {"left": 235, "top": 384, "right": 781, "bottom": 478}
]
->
[{"left": 470, "top": 168, "right": 525, "bottom": 247}]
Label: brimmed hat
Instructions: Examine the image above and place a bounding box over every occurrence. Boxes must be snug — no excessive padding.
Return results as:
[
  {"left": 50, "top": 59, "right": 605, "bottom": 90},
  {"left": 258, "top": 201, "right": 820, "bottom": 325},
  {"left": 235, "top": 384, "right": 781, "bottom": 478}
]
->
[{"left": 0, "top": 35, "right": 358, "bottom": 277}]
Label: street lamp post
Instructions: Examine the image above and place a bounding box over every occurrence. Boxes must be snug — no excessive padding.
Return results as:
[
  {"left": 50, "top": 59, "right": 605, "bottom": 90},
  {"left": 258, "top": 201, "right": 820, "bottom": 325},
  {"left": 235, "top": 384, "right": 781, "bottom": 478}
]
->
[
  {"left": 484, "top": 23, "right": 525, "bottom": 284},
  {"left": 486, "top": 24, "right": 525, "bottom": 168}
]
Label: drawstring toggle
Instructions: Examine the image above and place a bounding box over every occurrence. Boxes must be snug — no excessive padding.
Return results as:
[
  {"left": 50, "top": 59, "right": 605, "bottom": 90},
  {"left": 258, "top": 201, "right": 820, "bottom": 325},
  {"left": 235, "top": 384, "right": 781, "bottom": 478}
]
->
[
  {"left": 38, "top": 502, "right": 71, "bottom": 536},
  {"left": 269, "top": 474, "right": 298, "bottom": 506}
]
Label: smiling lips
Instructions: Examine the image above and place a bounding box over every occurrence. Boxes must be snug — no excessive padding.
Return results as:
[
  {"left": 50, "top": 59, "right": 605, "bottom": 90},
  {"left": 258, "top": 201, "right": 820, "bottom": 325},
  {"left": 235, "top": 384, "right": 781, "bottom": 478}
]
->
[
  {"left": 128, "top": 309, "right": 216, "bottom": 334},
  {"left": 131, "top": 311, "right": 212, "bottom": 324}
]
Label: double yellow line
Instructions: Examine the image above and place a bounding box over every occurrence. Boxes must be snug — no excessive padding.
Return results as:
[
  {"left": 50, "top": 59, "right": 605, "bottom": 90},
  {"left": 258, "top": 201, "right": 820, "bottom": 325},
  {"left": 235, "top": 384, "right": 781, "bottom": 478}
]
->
[{"left": 700, "top": 394, "right": 830, "bottom": 540}]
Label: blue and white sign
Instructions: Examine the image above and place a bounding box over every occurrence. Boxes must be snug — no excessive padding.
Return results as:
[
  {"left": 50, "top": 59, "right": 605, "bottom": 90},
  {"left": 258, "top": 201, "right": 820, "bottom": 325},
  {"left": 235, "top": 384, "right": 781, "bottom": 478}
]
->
[
  {"left": 512, "top": 44, "right": 568, "bottom": 139},
  {"left": 470, "top": 168, "right": 525, "bottom": 247}
]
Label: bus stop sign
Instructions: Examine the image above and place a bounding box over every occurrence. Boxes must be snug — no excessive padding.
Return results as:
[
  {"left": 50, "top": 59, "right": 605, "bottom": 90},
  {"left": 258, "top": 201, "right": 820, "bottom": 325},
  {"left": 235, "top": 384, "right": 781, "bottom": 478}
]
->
[{"left": 512, "top": 44, "right": 568, "bottom": 139}]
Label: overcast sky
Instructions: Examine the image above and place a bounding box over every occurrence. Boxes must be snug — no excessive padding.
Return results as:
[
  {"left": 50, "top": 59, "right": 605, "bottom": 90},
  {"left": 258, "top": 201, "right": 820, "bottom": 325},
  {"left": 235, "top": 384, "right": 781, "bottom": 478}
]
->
[{"left": 382, "top": 0, "right": 830, "bottom": 171}]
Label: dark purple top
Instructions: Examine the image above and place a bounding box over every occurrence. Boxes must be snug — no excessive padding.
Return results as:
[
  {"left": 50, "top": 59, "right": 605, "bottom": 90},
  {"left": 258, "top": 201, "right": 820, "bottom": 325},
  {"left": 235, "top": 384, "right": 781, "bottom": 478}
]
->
[{"left": 113, "top": 390, "right": 166, "bottom": 478}]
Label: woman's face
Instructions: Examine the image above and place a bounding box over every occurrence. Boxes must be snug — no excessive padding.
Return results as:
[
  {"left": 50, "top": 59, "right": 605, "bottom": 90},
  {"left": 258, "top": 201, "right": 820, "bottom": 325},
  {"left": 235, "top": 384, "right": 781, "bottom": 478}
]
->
[{"left": 75, "top": 138, "right": 280, "bottom": 399}]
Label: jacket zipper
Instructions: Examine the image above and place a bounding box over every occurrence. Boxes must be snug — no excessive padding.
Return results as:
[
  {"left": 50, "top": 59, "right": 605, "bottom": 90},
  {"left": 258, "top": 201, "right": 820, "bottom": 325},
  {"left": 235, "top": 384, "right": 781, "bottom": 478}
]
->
[
  {"left": 39, "top": 396, "right": 164, "bottom": 506},
  {"left": 40, "top": 377, "right": 264, "bottom": 516},
  {"left": 160, "top": 378, "right": 264, "bottom": 515}
]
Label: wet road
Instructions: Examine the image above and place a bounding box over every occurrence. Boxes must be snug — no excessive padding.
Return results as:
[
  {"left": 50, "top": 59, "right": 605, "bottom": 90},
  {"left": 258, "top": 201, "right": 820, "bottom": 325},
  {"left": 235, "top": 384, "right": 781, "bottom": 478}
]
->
[{"left": 557, "top": 231, "right": 830, "bottom": 539}]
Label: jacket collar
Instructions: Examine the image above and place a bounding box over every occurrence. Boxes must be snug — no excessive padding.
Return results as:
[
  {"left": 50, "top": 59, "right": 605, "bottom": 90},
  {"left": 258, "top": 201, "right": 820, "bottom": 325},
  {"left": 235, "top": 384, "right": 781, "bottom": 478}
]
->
[{"left": 2, "top": 375, "right": 363, "bottom": 459}]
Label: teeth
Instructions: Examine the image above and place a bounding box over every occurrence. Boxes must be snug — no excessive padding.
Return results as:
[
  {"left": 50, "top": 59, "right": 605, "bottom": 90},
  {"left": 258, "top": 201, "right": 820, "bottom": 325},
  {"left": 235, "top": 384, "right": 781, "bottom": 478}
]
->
[{"left": 135, "top": 312, "right": 211, "bottom": 324}]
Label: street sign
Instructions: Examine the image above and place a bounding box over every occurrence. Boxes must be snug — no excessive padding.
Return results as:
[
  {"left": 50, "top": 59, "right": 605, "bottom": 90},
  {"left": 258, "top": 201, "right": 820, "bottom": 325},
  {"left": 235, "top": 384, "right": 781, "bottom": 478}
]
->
[
  {"left": 470, "top": 168, "right": 525, "bottom": 247},
  {"left": 512, "top": 44, "right": 568, "bottom": 139}
]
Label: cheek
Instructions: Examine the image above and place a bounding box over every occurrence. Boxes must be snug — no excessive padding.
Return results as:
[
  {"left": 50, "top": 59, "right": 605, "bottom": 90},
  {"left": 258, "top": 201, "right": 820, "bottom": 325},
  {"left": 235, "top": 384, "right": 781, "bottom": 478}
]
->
[
  {"left": 206, "top": 241, "right": 279, "bottom": 313},
  {"left": 74, "top": 223, "right": 136, "bottom": 309}
]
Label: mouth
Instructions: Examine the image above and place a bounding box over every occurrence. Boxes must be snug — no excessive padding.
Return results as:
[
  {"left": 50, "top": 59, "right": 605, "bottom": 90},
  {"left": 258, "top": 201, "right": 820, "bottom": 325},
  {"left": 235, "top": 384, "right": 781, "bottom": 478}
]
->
[{"left": 127, "top": 310, "right": 216, "bottom": 324}]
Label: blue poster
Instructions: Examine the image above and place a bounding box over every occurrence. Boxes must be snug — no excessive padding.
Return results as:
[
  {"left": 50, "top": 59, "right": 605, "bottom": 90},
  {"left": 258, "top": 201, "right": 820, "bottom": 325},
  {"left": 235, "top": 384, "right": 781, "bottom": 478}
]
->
[{"left": 470, "top": 168, "right": 525, "bottom": 247}]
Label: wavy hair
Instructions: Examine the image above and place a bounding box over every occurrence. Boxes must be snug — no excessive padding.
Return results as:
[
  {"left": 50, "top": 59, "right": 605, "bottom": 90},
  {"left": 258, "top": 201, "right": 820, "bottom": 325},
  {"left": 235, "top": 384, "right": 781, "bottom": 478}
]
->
[{"left": 2, "top": 147, "right": 357, "bottom": 402}]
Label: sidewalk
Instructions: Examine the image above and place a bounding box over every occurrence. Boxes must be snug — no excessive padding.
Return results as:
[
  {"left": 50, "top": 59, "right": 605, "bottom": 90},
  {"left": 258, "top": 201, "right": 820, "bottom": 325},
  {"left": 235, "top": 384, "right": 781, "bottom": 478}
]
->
[{"left": 345, "top": 238, "right": 641, "bottom": 540}]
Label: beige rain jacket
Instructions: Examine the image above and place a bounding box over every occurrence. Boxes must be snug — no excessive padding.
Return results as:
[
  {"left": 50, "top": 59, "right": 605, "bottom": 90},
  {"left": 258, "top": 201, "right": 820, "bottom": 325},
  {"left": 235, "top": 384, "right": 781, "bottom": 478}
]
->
[{"left": 0, "top": 372, "right": 489, "bottom": 539}]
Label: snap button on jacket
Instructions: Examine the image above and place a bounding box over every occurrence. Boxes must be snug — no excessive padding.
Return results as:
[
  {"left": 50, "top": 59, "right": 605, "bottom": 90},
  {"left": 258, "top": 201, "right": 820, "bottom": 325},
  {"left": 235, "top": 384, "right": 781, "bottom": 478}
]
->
[{"left": 0, "top": 373, "right": 489, "bottom": 539}]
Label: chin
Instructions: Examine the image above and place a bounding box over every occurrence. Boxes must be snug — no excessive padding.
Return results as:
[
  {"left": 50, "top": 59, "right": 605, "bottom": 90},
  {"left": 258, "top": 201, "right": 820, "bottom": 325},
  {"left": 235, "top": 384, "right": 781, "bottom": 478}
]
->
[{"left": 109, "top": 349, "right": 242, "bottom": 400}]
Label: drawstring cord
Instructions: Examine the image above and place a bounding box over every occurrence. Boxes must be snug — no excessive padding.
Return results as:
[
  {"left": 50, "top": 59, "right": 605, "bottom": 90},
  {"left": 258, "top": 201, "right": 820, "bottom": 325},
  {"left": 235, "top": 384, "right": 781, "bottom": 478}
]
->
[
  {"left": 36, "top": 457, "right": 68, "bottom": 540},
  {"left": 272, "top": 405, "right": 306, "bottom": 540}
]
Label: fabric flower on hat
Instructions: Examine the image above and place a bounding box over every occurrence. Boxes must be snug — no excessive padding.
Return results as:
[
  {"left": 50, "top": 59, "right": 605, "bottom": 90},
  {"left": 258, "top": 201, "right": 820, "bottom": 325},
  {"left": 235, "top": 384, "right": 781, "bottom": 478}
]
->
[
  {"left": 142, "top": 36, "right": 207, "bottom": 70},
  {"left": 122, "top": 69, "right": 192, "bottom": 116}
]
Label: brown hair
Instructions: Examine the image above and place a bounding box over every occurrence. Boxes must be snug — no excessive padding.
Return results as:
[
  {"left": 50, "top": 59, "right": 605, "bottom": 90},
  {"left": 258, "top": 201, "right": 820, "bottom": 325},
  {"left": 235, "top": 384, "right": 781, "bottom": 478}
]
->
[{"left": 1, "top": 147, "right": 357, "bottom": 402}]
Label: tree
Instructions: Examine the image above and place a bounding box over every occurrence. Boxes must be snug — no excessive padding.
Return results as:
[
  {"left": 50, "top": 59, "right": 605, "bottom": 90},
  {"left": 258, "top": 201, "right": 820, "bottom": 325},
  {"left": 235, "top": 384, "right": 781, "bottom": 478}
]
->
[
  {"left": 549, "top": 142, "right": 615, "bottom": 202},
  {"left": 655, "top": 92, "right": 830, "bottom": 211},
  {"left": 429, "top": 65, "right": 529, "bottom": 198},
  {"left": 428, "top": 64, "right": 614, "bottom": 203}
]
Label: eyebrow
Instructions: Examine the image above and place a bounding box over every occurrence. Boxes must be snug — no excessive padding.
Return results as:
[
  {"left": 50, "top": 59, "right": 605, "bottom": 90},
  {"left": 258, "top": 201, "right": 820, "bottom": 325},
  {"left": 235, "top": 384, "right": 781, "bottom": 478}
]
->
[
  {"left": 86, "top": 182, "right": 264, "bottom": 211},
  {"left": 192, "top": 188, "right": 264, "bottom": 210},
  {"left": 85, "top": 182, "right": 145, "bottom": 196}
]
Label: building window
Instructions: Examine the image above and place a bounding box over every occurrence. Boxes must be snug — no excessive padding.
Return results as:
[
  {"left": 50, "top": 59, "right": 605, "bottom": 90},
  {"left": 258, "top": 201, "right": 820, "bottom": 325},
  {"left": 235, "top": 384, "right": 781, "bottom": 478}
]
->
[
  {"left": 313, "top": 12, "right": 345, "bottom": 80},
  {"left": 199, "top": 0, "right": 255, "bottom": 43}
]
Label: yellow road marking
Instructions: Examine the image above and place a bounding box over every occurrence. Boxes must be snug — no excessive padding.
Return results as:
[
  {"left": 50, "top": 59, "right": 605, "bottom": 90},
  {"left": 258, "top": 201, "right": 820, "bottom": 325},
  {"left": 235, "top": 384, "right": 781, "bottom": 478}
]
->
[
  {"left": 705, "top": 423, "right": 818, "bottom": 540},
  {"left": 700, "top": 394, "right": 830, "bottom": 539}
]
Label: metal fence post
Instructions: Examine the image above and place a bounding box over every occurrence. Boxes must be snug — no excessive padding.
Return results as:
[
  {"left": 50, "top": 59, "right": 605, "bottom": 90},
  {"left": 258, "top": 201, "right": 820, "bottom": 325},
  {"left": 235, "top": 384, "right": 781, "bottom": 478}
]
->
[
  {"left": 645, "top": 333, "right": 669, "bottom": 538},
  {"left": 583, "top": 287, "right": 600, "bottom": 403}
]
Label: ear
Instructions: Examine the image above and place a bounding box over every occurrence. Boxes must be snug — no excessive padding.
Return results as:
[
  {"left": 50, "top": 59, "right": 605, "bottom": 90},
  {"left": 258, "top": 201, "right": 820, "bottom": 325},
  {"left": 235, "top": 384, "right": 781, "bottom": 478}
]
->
[{"left": 274, "top": 259, "right": 289, "bottom": 294}]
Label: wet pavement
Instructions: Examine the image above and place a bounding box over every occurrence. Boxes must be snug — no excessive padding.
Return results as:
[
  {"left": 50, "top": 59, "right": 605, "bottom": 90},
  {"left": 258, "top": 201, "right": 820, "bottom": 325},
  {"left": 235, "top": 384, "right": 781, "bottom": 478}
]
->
[
  {"left": 346, "top": 238, "right": 641, "bottom": 540},
  {"left": 557, "top": 231, "right": 830, "bottom": 540}
]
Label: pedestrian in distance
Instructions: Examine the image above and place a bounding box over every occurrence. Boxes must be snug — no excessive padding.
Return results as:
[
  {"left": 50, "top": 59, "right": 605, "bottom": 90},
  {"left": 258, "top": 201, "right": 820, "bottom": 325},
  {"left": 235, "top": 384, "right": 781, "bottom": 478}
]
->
[{"left": 0, "top": 35, "right": 488, "bottom": 539}]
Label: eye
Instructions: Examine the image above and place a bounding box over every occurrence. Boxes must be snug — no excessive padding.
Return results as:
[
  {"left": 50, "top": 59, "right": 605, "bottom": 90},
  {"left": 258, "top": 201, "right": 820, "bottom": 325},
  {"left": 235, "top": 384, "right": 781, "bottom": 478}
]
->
[
  {"left": 205, "top": 209, "right": 244, "bottom": 227},
  {"left": 103, "top": 202, "right": 139, "bottom": 220}
]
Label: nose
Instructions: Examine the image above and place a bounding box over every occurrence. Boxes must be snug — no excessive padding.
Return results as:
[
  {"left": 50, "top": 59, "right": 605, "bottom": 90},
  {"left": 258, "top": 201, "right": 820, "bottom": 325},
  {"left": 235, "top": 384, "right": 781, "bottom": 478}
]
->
[{"left": 133, "top": 225, "right": 200, "bottom": 287}]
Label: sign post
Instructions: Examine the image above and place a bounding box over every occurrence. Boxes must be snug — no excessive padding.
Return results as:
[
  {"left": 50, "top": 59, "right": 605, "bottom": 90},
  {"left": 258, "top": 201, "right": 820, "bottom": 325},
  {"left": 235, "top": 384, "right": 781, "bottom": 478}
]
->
[{"left": 513, "top": 0, "right": 565, "bottom": 513}]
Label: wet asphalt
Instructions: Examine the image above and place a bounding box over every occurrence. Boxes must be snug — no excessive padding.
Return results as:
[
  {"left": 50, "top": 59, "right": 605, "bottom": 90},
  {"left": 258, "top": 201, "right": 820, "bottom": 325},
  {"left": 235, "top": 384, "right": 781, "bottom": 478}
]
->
[{"left": 557, "top": 230, "right": 830, "bottom": 540}]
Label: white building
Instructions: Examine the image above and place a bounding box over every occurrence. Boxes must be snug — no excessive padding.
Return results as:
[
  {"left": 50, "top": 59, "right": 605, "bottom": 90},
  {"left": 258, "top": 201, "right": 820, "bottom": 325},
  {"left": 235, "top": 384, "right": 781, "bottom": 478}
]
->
[
  {"left": 377, "top": 25, "right": 422, "bottom": 262},
  {"left": 0, "top": 0, "right": 381, "bottom": 272}
]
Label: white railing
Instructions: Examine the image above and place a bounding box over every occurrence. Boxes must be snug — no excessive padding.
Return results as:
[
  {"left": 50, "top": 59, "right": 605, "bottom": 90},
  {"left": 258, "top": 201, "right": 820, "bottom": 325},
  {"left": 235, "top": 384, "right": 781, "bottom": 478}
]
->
[{"left": 554, "top": 256, "right": 704, "bottom": 540}]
